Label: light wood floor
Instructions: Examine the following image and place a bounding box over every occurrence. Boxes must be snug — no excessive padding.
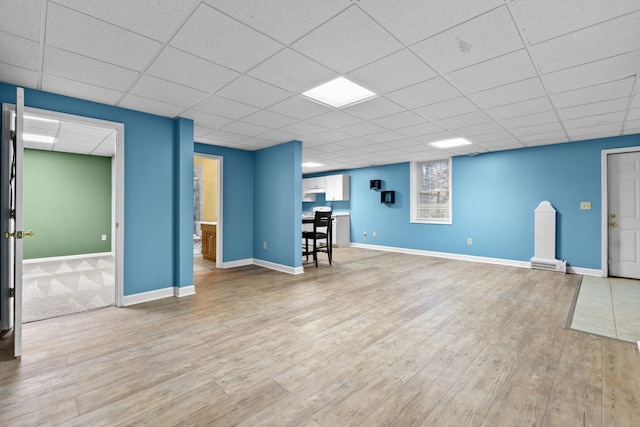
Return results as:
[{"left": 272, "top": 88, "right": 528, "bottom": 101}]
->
[{"left": 1, "top": 248, "right": 639, "bottom": 426}]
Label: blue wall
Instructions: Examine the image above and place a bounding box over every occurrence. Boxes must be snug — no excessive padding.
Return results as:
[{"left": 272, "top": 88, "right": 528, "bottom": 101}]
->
[
  {"left": 305, "top": 135, "right": 640, "bottom": 270},
  {"left": 254, "top": 140, "right": 302, "bottom": 267},
  {"left": 0, "top": 83, "right": 193, "bottom": 298},
  {"left": 196, "top": 140, "right": 303, "bottom": 268}
]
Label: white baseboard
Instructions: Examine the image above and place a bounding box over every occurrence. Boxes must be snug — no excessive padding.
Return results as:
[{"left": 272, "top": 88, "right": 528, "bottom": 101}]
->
[
  {"left": 253, "top": 258, "right": 304, "bottom": 275},
  {"left": 221, "top": 258, "right": 253, "bottom": 269},
  {"left": 23, "top": 252, "right": 113, "bottom": 264},
  {"left": 568, "top": 266, "right": 603, "bottom": 277},
  {"left": 350, "top": 243, "right": 530, "bottom": 269},
  {"left": 122, "top": 287, "right": 174, "bottom": 306},
  {"left": 174, "top": 285, "right": 196, "bottom": 297}
]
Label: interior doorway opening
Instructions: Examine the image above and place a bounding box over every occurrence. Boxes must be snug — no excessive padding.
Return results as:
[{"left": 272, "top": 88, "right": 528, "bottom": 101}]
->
[{"left": 193, "top": 154, "right": 222, "bottom": 273}]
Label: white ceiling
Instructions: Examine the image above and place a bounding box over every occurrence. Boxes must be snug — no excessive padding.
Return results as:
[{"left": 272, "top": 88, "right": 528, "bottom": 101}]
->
[{"left": 2, "top": 0, "right": 640, "bottom": 172}]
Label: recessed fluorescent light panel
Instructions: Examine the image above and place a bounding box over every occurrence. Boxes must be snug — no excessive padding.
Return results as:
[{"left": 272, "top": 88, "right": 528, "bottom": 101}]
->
[
  {"left": 302, "top": 162, "right": 324, "bottom": 168},
  {"left": 23, "top": 133, "right": 56, "bottom": 144},
  {"left": 302, "top": 77, "right": 377, "bottom": 108},
  {"left": 430, "top": 138, "right": 472, "bottom": 149}
]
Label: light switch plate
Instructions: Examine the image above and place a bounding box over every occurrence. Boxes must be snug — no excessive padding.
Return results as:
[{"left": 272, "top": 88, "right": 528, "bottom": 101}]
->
[{"left": 580, "top": 201, "right": 591, "bottom": 210}]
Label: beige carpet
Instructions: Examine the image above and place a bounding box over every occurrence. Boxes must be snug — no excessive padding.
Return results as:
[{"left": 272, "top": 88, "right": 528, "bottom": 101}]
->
[{"left": 22, "top": 255, "right": 115, "bottom": 322}]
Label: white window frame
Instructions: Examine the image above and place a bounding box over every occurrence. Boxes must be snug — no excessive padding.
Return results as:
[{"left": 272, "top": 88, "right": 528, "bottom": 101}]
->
[{"left": 410, "top": 158, "right": 452, "bottom": 224}]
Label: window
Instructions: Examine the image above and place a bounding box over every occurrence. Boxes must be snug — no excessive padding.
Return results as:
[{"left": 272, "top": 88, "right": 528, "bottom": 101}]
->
[{"left": 410, "top": 158, "right": 452, "bottom": 224}]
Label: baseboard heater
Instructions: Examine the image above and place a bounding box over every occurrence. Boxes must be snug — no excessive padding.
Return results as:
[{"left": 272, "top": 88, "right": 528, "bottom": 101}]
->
[{"left": 530, "top": 201, "right": 566, "bottom": 273}]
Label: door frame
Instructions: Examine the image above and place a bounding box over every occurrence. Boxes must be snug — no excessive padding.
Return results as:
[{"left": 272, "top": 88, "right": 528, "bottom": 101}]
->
[
  {"left": 601, "top": 146, "right": 640, "bottom": 278},
  {"left": 1, "top": 105, "right": 125, "bottom": 325},
  {"left": 193, "top": 153, "right": 223, "bottom": 269}
]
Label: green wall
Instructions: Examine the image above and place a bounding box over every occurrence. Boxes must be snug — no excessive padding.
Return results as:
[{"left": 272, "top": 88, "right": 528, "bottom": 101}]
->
[{"left": 23, "top": 149, "right": 112, "bottom": 259}]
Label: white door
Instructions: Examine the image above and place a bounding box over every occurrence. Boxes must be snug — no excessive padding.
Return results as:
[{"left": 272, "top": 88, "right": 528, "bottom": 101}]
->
[
  {"left": 1, "top": 88, "right": 25, "bottom": 357},
  {"left": 608, "top": 151, "right": 640, "bottom": 279}
]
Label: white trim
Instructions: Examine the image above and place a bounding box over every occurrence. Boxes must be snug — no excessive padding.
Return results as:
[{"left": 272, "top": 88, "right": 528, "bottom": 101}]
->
[
  {"left": 222, "top": 258, "right": 254, "bottom": 269},
  {"left": 601, "top": 146, "right": 640, "bottom": 279},
  {"left": 410, "top": 158, "right": 453, "bottom": 225},
  {"left": 174, "top": 285, "right": 196, "bottom": 297},
  {"left": 351, "top": 243, "right": 606, "bottom": 276},
  {"left": 122, "top": 287, "right": 174, "bottom": 306},
  {"left": 253, "top": 258, "right": 304, "bottom": 275},
  {"left": 20, "top": 106, "right": 125, "bottom": 307},
  {"left": 23, "top": 252, "right": 113, "bottom": 264}
]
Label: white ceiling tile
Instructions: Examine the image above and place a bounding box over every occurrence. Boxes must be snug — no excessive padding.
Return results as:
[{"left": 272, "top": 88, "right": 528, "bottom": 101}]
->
[
  {"left": 0, "top": 0, "right": 41, "bottom": 41},
  {"left": 43, "top": 46, "right": 138, "bottom": 91},
  {"left": 119, "top": 94, "right": 185, "bottom": 118},
  {"left": 359, "top": 0, "right": 503, "bottom": 45},
  {"left": 469, "top": 77, "right": 546, "bottom": 109},
  {"left": 499, "top": 111, "right": 559, "bottom": 130},
  {"left": 181, "top": 110, "right": 234, "bottom": 130},
  {"left": 292, "top": 6, "right": 403, "bottom": 73},
  {"left": 334, "top": 138, "right": 377, "bottom": 148},
  {"left": 544, "top": 51, "right": 640, "bottom": 93},
  {"left": 467, "top": 130, "right": 515, "bottom": 144},
  {"left": 487, "top": 96, "right": 553, "bottom": 120},
  {"left": 566, "top": 123, "right": 623, "bottom": 139},
  {"left": 146, "top": 46, "right": 239, "bottom": 93},
  {"left": 199, "top": 130, "right": 248, "bottom": 144},
  {"left": 45, "top": 3, "right": 162, "bottom": 71},
  {"left": 453, "top": 121, "right": 505, "bottom": 137},
  {"left": 563, "top": 111, "right": 626, "bottom": 129},
  {"left": 0, "top": 32, "right": 40, "bottom": 70},
  {"left": 306, "top": 111, "right": 362, "bottom": 129},
  {"left": 216, "top": 76, "right": 292, "bottom": 109},
  {"left": 241, "top": 110, "right": 298, "bottom": 129},
  {"left": 623, "top": 120, "right": 640, "bottom": 134},
  {"left": 511, "top": 121, "right": 564, "bottom": 137},
  {"left": 383, "top": 138, "right": 423, "bottom": 149},
  {"left": 552, "top": 77, "right": 635, "bottom": 109},
  {"left": 258, "top": 129, "right": 303, "bottom": 143},
  {"left": 42, "top": 74, "right": 124, "bottom": 105},
  {"left": 558, "top": 97, "right": 630, "bottom": 121},
  {"left": 533, "top": 11, "right": 640, "bottom": 74},
  {"left": 247, "top": 48, "right": 335, "bottom": 93},
  {"left": 279, "top": 121, "right": 328, "bottom": 137},
  {"left": 628, "top": 109, "right": 640, "bottom": 121},
  {"left": 130, "top": 75, "right": 208, "bottom": 108},
  {"left": 474, "top": 136, "right": 522, "bottom": 148},
  {"left": 170, "top": 4, "right": 283, "bottom": 72},
  {"left": 412, "top": 6, "right": 523, "bottom": 74},
  {"left": 414, "top": 97, "right": 479, "bottom": 121},
  {"left": 397, "top": 122, "right": 445, "bottom": 138},
  {"left": 339, "top": 121, "right": 387, "bottom": 137},
  {"left": 194, "top": 125, "right": 215, "bottom": 138},
  {"left": 53, "top": 0, "right": 197, "bottom": 42},
  {"left": 517, "top": 130, "right": 567, "bottom": 144},
  {"left": 522, "top": 136, "right": 568, "bottom": 147},
  {"left": 375, "top": 111, "right": 425, "bottom": 130},
  {"left": 510, "top": 0, "right": 640, "bottom": 44},
  {"left": 220, "top": 121, "right": 270, "bottom": 137},
  {"left": 435, "top": 111, "right": 492, "bottom": 130},
  {"left": 0, "top": 63, "right": 38, "bottom": 87},
  {"left": 267, "top": 96, "right": 332, "bottom": 120},
  {"left": 311, "top": 130, "right": 352, "bottom": 143},
  {"left": 192, "top": 95, "right": 259, "bottom": 120},
  {"left": 341, "top": 97, "right": 404, "bottom": 121},
  {"left": 632, "top": 96, "right": 640, "bottom": 109},
  {"left": 204, "top": 0, "right": 351, "bottom": 44},
  {"left": 348, "top": 49, "right": 437, "bottom": 94},
  {"left": 387, "top": 77, "right": 461, "bottom": 110},
  {"left": 364, "top": 131, "right": 405, "bottom": 143},
  {"left": 446, "top": 49, "right": 538, "bottom": 93}
]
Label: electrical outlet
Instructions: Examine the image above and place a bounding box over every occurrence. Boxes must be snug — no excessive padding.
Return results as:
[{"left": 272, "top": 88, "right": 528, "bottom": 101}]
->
[
  {"left": 580, "top": 201, "right": 591, "bottom": 210},
  {"left": 467, "top": 238, "right": 472, "bottom": 245},
  {"left": 101, "top": 234, "right": 107, "bottom": 241},
  {"left": 263, "top": 241, "right": 267, "bottom": 250},
  {"left": 373, "top": 231, "right": 376, "bottom": 237}
]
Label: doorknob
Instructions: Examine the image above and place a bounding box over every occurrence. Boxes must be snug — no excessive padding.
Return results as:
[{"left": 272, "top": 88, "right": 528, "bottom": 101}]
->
[
  {"left": 609, "top": 222, "right": 617, "bottom": 227},
  {"left": 4, "top": 230, "right": 35, "bottom": 239}
]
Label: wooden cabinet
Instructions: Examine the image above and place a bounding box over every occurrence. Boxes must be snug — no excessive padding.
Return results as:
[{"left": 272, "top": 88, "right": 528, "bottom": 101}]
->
[
  {"left": 200, "top": 223, "right": 216, "bottom": 261},
  {"left": 325, "top": 174, "right": 349, "bottom": 201}
]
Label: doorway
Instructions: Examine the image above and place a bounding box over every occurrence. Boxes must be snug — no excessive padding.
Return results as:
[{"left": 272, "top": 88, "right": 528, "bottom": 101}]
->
[
  {"left": 602, "top": 147, "right": 640, "bottom": 279},
  {"left": 193, "top": 154, "right": 222, "bottom": 273},
  {"left": 1, "top": 105, "right": 124, "bottom": 325}
]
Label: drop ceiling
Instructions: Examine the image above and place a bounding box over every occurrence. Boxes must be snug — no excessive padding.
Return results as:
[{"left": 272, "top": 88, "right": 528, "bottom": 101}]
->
[{"left": 2, "top": 0, "right": 640, "bottom": 172}]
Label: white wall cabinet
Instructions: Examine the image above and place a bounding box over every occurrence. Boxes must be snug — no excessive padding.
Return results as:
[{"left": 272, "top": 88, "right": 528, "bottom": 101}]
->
[
  {"left": 325, "top": 174, "right": 349, "bottom": 201},
  {"left": 302, "top": 176, "right": 326, "bottom": 201}
]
